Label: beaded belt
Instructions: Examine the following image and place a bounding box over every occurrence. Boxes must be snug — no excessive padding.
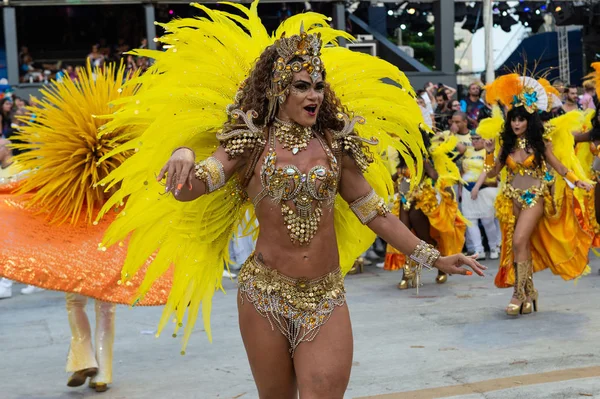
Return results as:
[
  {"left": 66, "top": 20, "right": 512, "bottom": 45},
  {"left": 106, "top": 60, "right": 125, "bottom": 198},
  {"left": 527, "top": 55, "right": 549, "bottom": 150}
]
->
[{"left": 238, "top": 254, "right": 345, "bottom": 357}]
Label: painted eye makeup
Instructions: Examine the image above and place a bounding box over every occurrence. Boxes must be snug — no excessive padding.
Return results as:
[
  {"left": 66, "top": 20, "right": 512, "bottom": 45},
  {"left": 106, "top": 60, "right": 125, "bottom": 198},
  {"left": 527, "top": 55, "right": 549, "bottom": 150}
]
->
[{"left": 291, "top": 82, "right": 310, "bottom": 92}]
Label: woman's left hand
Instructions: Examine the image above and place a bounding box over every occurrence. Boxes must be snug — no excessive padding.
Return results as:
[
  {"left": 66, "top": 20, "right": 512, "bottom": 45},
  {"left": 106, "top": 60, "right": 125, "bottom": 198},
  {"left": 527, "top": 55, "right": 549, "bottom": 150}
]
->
[
  {"left": 576, "top": 181, "right": 594, "bottom": 191},
  {"left": 434, "top": 253, "right": 487, "bottom": 277}
]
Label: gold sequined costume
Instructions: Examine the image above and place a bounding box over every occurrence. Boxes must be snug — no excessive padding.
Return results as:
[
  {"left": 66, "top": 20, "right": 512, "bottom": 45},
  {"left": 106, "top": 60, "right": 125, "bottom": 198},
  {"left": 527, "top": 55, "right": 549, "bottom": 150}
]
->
[
  {"left": 94, "top": 1, "right": 429, "bottom": 353},
  {"left": 384, "top": 136, "right": 468, "bottom": 286},
  {"left": 478, "top": 76, "right": 592, "bottom": 291}
]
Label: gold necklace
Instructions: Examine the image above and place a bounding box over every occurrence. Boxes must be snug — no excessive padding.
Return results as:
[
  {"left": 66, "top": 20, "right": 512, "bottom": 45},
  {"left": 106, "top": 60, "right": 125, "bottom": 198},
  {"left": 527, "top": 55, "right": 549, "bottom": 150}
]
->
[
  {"left": 517, "top": 137, "right": 527, "bottom": 150},
  {"left": 273, "top": 118, "right": 313, "bottom": 155}
]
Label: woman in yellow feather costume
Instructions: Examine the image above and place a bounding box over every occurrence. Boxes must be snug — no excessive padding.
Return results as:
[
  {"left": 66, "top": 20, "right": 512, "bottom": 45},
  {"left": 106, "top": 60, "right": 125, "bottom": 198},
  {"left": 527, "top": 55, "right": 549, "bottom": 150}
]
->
[
  {"left": 0, "top": 63, "right": 171, "bottom": 392},
  {"left": 384, "top": 129, "right": 468, "bottom": 292},
  {"left": 95, "top": 2, "right": 484, "bottom": 397},
  {"left": 478, "top": 73, "right": 593, "bottom": 317}
]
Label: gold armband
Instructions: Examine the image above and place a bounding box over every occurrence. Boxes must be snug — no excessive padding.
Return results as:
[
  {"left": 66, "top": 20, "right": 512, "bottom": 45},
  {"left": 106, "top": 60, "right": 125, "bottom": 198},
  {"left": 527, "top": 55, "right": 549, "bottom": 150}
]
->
[
  {"left": 482, "top": 151, "right": 495, "bottom": 173},
  {"left": 564, "top": 170, "right": 578, "bottom": 185},
  {"left": 349, "top": 189, "right": 390, "bottom": 225},
  {"left": 194, "top": 157, "right": 225, "bottom": 193}
]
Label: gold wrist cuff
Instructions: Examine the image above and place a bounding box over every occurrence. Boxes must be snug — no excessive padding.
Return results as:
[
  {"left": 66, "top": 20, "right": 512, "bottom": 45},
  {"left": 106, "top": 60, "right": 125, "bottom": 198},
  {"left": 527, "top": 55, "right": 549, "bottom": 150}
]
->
[
  {"left": 409, "top": 240, "right": 440, "bottom": 271},
  {"left": 349, "top": 189, "right": 390, "bottom": 225},
  {"left": 194, "top": 156, "right": 226, "bottom": 193}
]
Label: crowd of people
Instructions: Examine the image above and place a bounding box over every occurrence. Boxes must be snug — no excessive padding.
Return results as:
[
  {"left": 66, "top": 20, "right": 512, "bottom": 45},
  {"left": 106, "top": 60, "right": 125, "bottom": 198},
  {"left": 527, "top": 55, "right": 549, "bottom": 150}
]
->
[{"left": 18, "top": 39, "right": 152, "bottom": 84}]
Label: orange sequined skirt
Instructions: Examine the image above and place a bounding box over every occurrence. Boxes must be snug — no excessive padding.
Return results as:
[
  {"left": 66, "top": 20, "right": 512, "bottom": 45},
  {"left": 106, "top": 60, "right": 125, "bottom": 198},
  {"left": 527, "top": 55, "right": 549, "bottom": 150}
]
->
[
  {"left": 0, "top": 192, "right": 171, "bottom": 305},
  {"left": 494, "top": 186, "right": 592, "bottom": 288}
]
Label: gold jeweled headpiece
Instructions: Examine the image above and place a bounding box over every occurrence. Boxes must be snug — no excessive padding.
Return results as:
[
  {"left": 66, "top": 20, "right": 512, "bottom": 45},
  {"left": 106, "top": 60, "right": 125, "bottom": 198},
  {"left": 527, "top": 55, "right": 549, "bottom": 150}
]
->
[{"left": 267, "top": 24, "right": 324, "bottom": 121}]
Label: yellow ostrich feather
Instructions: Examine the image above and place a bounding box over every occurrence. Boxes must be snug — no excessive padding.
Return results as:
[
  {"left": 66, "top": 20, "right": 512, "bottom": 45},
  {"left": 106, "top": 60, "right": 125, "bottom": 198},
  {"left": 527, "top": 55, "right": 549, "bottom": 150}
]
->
[
  {"left": 11, "top": 62, "right": 139, "bottom": 225},
  {"left": 429, "top": 134, "right": 463, "bottom": 188},
  {"left": 95, "top": 0, "right": 427, "bottom": 352},
  {"left": 477, "top": 105, "right": 504, "bottom": 141}
]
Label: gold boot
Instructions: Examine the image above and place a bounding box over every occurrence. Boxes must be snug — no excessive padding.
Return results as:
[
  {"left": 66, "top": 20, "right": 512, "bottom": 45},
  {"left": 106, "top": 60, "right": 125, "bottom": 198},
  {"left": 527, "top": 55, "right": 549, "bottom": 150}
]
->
[
  {"left": 506, "top": 261, "right": 527, "bottom": 316},
  {"left": 398, "top": 262, "right": 417, "bottom": 289},
  {"left": 522, "top": 259, "right": 538, "bottom": 314},
  {"left": 348, "top": 257, "right": 364, "bottom": 275}
]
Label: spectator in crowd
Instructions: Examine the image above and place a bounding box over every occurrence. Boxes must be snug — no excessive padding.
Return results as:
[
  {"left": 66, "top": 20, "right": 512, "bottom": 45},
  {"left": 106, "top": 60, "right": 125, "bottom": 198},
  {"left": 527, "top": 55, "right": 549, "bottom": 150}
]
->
[
  {"left": 433, "top": 89, "right": 454, "bottom": 131},
  {"left": 562, "top": 85, "right": 581, "bottom": 113},
  {"left": 416, "top": 89, "right": 434, "bottom": 129},
  {"left": 450, "top": 111, "right": 474, "bottom": 158},
  {"left": 460, "top": 131, "right": 501, "bottom": 260},
  {"left": 87, "top": 44, "right": 106, "bottom": 69},
  {"left": 21, "top": 55, "right": 44, "bottom": 83},
  {"left": 581, "top": 80, "right": 597, "bottom": 111},
  {"left": 553, "top": 78, "right": 566, "bottom": 100},
  {"left": 451, "top": 100, "right": 462, "bottom": 113},
  {"left": 460, "top": 82, "right": 486, "bottom": 128}
]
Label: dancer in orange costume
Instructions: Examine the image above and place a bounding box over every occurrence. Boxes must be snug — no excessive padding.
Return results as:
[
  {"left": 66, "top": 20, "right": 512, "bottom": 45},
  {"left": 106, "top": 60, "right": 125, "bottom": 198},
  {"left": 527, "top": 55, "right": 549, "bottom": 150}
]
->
[{"left": 0, "top": 63, "right": 171, "bottom": 392}]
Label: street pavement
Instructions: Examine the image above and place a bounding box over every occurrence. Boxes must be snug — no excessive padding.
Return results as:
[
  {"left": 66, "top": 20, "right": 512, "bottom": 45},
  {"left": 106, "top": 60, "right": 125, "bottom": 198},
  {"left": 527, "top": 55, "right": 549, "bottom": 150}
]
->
[{"left": 1, "top": 256, "right": 599, "bottom": 399}]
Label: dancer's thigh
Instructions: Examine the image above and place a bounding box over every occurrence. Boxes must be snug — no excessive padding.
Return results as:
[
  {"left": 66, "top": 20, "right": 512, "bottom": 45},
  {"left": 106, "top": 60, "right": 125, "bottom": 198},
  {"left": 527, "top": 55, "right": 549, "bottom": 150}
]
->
[
  {"left": 293, "top": 303, "right": 353, "bottom": 399},
  {"left": 238, "top": 291, "right": 297, "bottom": 399}
]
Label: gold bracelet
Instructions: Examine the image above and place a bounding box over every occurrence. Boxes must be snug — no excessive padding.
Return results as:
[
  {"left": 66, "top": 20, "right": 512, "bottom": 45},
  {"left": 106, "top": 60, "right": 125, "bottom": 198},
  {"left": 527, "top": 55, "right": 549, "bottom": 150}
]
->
[
  {"left": 349, "top": 189, "right": 390, "bottom": 225},
  {"left": 194, "top": 156, "right": 225, "bottom": 193},
  {"left": 484, "top": 151, "right": 495, "bottom": 167},
  {"left": 409, "top": 240, "right": 440, "bottom": 271}
]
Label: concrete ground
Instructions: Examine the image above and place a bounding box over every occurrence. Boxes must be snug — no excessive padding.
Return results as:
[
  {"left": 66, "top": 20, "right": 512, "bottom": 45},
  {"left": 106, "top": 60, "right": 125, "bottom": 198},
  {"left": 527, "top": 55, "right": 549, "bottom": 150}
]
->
[{"left": 1, "top": 256, "right": 600, "bottom": 399}]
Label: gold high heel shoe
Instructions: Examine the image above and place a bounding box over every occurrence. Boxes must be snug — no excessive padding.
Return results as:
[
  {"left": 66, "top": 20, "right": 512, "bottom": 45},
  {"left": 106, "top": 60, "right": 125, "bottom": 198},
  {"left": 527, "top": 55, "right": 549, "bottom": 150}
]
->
[
  {"left": 522, "top": 259, "right": 538, "bottom": 314},
  {"left": 348, "top": 257, "right": 364, "bottom": 275},
  {"left": 435, "top": 270, "right": 447, "bottom": 284},
  {"left": 398, "top": 262, "right": 417, "bottom": 289},
  {"left": 67, "top": 367, "right": 98, "bottom": 387},
  {"left": 506, "top": 261, "right": 527, "bottom": 316}
]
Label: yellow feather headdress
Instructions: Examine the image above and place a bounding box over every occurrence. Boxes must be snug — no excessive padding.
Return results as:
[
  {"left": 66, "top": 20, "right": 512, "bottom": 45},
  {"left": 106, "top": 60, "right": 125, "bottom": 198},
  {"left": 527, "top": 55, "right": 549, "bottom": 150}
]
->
[{"left": 95, "top": 0, "right": 428, "bottom": 353}]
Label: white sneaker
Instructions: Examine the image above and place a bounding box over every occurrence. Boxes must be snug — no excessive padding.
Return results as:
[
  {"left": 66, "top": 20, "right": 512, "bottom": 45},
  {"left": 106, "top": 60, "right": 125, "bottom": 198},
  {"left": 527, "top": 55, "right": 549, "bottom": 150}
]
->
[
  {"left": 20, "top": 285, "right": 44, "bottom": 295},
  {"left": 375, "top": 261, "right": 385, "bottom": 268},
  {"left": 0, "top": 285, "right": 12, "bottom": 299},
  {"left": 489, "top": 248, "right": 500, "bottom": 260}
]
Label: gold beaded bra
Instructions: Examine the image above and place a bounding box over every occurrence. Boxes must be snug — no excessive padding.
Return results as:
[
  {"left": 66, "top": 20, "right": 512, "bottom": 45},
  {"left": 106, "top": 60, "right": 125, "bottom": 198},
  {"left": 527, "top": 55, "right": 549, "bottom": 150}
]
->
[{"left": 253, "top": 126, "right": 339, "bottom": 245}]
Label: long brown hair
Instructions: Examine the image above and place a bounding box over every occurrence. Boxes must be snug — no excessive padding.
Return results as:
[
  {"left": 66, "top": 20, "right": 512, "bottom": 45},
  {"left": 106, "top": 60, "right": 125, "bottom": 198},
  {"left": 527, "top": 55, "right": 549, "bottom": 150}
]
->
[{"left": 226, "top": 44, "right": 349, "bottom": 132}]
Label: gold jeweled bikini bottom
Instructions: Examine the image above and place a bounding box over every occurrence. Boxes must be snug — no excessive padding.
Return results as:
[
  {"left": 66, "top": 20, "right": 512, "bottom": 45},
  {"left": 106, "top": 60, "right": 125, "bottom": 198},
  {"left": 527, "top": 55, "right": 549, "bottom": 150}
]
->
[{"left": 238, "top": 255, "right": 346, "bottom": 357}]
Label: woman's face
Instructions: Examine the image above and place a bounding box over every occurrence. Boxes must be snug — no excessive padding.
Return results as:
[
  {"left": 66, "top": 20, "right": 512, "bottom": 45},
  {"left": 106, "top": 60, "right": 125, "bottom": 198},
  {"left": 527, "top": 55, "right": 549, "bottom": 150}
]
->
[
  {"left": 511, "top": 115, "right": 528, "bottom": 136},
  {"left": 15, "top": 98, "right": 25, "bottom": 109},
  {"left": 451, "top": 100, "right": 461, "bottom": 111},
  {"left": 2, "top": 101, "right": 13, "bottom": 112},
  {"left": 278, "top": 69, "right": 324, "bottom": 127}
]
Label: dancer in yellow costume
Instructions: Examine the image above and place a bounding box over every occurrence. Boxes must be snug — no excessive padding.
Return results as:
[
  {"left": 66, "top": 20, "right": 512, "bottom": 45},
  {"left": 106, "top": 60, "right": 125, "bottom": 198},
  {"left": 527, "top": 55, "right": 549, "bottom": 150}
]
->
[
  {"left": 573, "top": 63, "right": 600, "bottom": 248},
  {"left": 479, "top": 73, "right": 593, "bottom": 317},
  {"left": 94, "top": 2, "right": 485, "bottom": 397},
  {"left": 385, "top": 130, "right": 468, "bottom": 291},
  {"left": 0, "top": 63, "right": 171, "bottom": 392}
]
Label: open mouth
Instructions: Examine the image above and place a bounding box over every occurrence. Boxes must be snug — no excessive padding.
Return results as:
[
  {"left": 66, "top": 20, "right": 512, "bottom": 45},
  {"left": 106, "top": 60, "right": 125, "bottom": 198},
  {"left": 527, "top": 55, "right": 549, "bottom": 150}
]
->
[{"left": 304, "top": 105, "right": 317, "bottom": 115}]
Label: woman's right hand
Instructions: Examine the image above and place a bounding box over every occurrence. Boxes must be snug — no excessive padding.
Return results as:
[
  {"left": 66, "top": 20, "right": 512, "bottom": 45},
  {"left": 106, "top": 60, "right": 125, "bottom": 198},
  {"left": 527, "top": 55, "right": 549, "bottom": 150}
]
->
[
  {"left": 158, "top": 147, "right": 195, "bottom": 196},
  {"left": 483, "top": 139, "right": 495, "bottom": 153}
]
